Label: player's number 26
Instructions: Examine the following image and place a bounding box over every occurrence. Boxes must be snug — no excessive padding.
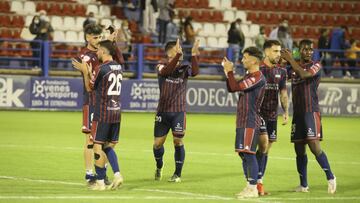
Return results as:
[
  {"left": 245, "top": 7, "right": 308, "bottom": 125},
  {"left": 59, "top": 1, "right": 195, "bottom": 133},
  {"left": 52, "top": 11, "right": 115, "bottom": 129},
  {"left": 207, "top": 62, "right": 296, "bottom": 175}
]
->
[{"left": 108, "top": 73, "right": 123, "bottom": 96}]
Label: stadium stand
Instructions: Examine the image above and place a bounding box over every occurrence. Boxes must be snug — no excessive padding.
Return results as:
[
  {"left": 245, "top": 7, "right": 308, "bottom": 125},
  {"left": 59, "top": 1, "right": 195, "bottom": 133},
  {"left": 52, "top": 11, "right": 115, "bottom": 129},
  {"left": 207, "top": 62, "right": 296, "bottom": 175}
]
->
[{"left": 0, "top": 0, "right": 359, "bottom": 79}]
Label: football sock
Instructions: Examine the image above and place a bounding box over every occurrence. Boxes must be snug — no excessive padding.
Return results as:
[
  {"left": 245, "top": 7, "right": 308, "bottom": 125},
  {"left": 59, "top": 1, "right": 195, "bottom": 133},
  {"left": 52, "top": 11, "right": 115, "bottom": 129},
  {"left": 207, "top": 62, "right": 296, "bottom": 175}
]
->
[
  {"left": 103, "top": 147, "right": 120, "bottom": 173},
  {"left": 174, "top": 145, "right": 185, "bottom": 177},
  {"left": 256, "top": 151, "right": 268, "bottom": 180},
  {"left": 296, "top": 155, "right": 308, "bottom": 187},
  {"left": 95, "top": 165, "right": 106, "bottom": 180},
  {"left": 243, "top": 153, "right": 258, "bottom": 185},
  {"left": 86, "top": 169, "right": 94, "bottom": 175},
  {"left": 316, "top": 152, "right": 334, "bottom": 180},
  {"left": 153, "top": 145, "right": 164, "bottom": 169},
  {"left": 239, "top": 152, "right": 248, "bottom": 179}
]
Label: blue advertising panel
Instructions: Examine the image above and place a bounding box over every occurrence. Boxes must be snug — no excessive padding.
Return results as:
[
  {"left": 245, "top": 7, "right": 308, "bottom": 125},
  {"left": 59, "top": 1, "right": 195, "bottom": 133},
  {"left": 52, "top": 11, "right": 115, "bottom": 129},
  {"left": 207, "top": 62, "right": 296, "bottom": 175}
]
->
[
  {"left": 29, "top": 77, "right": 83, "bottom": 109},
  {"left": 0, "top": 75, "right": 31, "bottom": 109}
]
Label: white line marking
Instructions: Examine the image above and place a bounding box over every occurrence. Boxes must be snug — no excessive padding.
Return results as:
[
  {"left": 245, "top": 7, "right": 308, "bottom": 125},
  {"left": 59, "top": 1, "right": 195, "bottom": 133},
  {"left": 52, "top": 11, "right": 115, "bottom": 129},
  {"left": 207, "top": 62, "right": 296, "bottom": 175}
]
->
[
  {"left": 0, "top": 176, "right": 83, "bottom": 186},
  {"left": 135, "top": 188, "right": 233, "bottom": 200}
]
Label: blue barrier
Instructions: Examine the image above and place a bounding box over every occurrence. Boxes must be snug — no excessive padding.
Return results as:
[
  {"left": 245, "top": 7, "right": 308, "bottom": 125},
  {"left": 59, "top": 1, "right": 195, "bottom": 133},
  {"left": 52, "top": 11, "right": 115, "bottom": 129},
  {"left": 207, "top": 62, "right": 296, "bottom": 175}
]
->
[{"left": 0, "top": 38, "right": 359, "bottom": 78}]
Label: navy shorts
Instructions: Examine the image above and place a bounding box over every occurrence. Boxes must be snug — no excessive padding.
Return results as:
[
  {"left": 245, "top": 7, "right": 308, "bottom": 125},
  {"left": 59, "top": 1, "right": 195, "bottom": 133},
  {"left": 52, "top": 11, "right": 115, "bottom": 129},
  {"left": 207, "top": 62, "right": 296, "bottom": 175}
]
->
[
  {"left": 154, "top": 112, "right": 186, "bottom": 137},
  {"left": 260, "top": 118, "right": 278, "bottom": 142},
  {"left": 235, "top": 128, "right": 260, "bottom": 154},
  {"left": 291, "top": 112, "right": 323, "bottom": 143},
  {"left": 82, "top": 104, "right": 94, "bottom": 133},
  {"left": 91, "top": 121, "right": 120, "bottom": 144}
]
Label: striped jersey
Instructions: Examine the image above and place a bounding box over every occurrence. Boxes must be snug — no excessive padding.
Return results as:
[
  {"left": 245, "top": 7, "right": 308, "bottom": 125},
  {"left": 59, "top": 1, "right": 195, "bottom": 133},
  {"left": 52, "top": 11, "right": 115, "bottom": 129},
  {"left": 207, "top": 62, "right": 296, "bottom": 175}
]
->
[
  {"left": 91, "top": 61, "right": 123, "bottom": 123},
  {"left": 156, "top": 54, "right": 199, "bottom": 112},
  {"left": 226, "top": 71, "right": 266, "bottom": 128},
  {"left": 260, "top": 64, "right": 287, "bottom": 120},
  {"left": 290, "top": 61, "right": 321, "bottom": 114},
  {"left": 77, "top": 47, "right": 100, "bottom": 106}
]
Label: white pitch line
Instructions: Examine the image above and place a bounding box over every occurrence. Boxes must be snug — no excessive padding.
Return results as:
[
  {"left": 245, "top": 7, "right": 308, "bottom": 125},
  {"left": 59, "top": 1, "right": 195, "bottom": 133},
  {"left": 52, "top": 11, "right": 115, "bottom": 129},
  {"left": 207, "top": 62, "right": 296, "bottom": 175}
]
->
[
  {"left": 0, "top": 196, "right": 226, "bottom": 200},
  {"left": 135, "top": 188, "right": 234, "bottom": 200},
  {"left": 0, "top": 176, "right": 83, "bottom": 186}
]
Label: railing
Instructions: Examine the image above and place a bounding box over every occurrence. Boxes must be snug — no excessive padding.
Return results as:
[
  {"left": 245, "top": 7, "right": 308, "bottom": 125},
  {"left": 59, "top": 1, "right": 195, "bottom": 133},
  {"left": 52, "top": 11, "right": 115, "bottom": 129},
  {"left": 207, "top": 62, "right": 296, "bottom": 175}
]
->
[{"left": 0, "top": 39, "right": 359, "bottom": 79}]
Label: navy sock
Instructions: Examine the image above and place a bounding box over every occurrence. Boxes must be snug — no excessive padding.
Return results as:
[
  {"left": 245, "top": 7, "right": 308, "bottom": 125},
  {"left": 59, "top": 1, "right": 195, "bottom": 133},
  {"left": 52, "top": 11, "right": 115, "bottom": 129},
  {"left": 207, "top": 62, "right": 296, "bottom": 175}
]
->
[
  {"left": 296, "top": 155, "right": 308, "bottom": 187},
  {"left": 174, "top": 145, "right": 185, "bottom": 177},
  {"left": 243, "top": 153, "right": 258, "bottom": 185},
  {"left": 95, "top": 165, "right": 106, "bottom": 180},
  {"left": 316, "top": 152, "right": 334, "bottom": 180},
  {"left": 103, "top": 147, "right": 120, "bottom": 174},
  {"left": 153, "top": 146, "right": 164, "bottom": 169},
  {"left": 256, "top": 151, "right": 268, "bottom": 180}
]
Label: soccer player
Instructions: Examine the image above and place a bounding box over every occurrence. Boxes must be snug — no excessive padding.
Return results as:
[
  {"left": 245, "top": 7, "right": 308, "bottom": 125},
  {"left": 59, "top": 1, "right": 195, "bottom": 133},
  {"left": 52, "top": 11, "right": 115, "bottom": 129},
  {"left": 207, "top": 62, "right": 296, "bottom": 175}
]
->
[
  {"left": 222, "top": 47, "right": 266, "bottom": 198},
  {"left": 74, "top": 40, "right": 124, "bottom": 190},
  {"left": 153, "top": 39, "right": 199, "bottom": 183},
  {"left": 74, "top": 24, "right": 124, "bottom": 186},
  {"left": 280, "top": 39, "right": 336, "bottom": 194},
  {"left": 256, "top": 40, "right": 288, "bottom": 195}
]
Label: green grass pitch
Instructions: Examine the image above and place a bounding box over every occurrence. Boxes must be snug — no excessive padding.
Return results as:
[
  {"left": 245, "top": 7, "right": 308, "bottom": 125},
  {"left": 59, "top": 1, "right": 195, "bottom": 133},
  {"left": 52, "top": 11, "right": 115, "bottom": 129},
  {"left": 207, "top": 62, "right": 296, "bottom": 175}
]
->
[{"left": 0, "top": 111, "right": 360, "bottom": 203}]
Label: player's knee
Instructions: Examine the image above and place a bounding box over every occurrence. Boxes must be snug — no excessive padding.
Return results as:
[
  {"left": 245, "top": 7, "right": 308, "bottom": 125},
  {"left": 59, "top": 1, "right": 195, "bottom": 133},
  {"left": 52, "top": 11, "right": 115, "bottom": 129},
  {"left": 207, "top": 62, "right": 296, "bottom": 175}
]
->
[
  {"left": 87, "top": 144, "right": 93, "bottom": 149},
  {"left": 94, "top": 153, "right": 101, "bottom": 160},
  {"left": 173, "top": 138, "right": 183, "bottom": 146}
]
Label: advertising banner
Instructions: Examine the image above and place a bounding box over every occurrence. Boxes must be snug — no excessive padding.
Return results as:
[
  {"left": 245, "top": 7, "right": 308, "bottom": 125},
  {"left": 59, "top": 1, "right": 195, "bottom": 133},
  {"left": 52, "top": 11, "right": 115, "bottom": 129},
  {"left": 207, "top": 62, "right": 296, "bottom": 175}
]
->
[{"left": 0, "top": 75, "right": 31, "bottom": 109}]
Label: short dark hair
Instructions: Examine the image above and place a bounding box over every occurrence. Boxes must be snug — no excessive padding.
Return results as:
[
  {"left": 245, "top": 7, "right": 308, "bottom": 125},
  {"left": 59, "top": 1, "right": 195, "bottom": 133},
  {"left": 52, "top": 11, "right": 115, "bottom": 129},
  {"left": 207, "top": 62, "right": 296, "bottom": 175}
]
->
[
  {"left": 263, "top": 40, "right": 281, "bottom": 50},
  {"left": 165, "top": 41, "right": 177, "bottom": 52},
  {"left": 243, "top": 46, "right": 263, "bottom": 61},
  {"left": 84, "top": 23, "right": 102, "bottom": 35},
  {"left": 98, "top": 40, "right": 116, "bottom": 56},
  {"left": 350, "top": 39, "right": 356, "bottom": 45},
  {"left": 299, "top": 39, "right": 313, "bottom": 49}
]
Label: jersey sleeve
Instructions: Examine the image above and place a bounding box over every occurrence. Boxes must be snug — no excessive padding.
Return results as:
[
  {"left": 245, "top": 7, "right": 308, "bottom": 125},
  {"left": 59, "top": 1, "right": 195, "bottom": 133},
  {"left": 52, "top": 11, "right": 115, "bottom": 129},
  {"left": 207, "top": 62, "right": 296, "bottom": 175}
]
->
[
  {"left": 306, "top": 62, "right": 322, "bottom": 76},
  {"left": 279, "top": 68, "right": 287, "bottom": 90},
  {"left": 90, "top": 67, "right": 104, "bottom": 90},
  {"left": 226, "top": 71, "right": 264, "bottom": 92}
]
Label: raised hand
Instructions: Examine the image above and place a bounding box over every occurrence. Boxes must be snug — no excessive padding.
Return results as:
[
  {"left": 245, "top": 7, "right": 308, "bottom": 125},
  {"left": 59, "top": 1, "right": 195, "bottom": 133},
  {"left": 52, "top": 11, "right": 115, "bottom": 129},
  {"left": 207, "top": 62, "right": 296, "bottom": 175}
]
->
[
  {"left": 191, "top": 39, "right": 200, "bottom": 56},
  {"left": 280, "top": 49, "right": 293, "bottom": 62},
  {"left": 222, "top": 57, "right": 234, "bottom": 76},
  {"left": 175, "top": 38, "right": 183, "bottom": 55}
]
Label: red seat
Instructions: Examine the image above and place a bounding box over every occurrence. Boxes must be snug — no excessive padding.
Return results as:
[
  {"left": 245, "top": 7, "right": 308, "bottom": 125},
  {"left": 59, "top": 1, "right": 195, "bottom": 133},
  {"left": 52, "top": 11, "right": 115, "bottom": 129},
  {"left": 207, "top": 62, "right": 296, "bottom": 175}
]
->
[
  {"left": 74, "top": 4, "right": 86, "bottom": 16},
  {"left": 313, "top": 15, "right": 324, "bottom": 26},
  {"left": 287, "top": 1, "right": 297, "bottom": 12},
  {"left": 290, "top": 14, "right": 302, "bottom": 25},
  {"left": 266, "top": 0, "right": 277, "bottom": 11},
  {"left": 277, "top": 0, "right": 287, "bottom": 11},
  {"left": 268, "top": 13, "right": 280, "bottom": 24},
  {"left": 212, "top": 11, "right": 223, "bottom": 22},
  {"left": 258, "top": 13, "right": 267, "bottom": 24},
  {"left": 322, "top": 2, "right": 334, "bottom": 13},
  {"left": 190, "top": 10, "right": 202, "bottom": 22},
  {"left": 178, "top": 10, "right": 189, "bottom": 19},
  {"left": 332, "top": 2, "right": 341, "bottom": 13},
  {"left": 336, "top": 16, "right": 347, "bottom": 26},
  {"left": 48, "top": 3, "right": 62, "bottom": 15},
  {"left": 0, "top": 41, "right": 13, "bottom": 56},
  {"left": 292, "top": 27, "right": 305, "bottom": 38},
  {"left": 0, "top": 29, "right": 13, "bottom": 38},
  {"left": 348, "top": 16, "right": 359, "bottom": 26},
  {"left": 0, "top": 1, "right": 10, "bottom": 13},
  {"left": 175, "top": 0, "right": 186, "bottom": 8},
  {"left": 302, "top": 15, "right": 313, "bottom": 25},
  {"left": 36, "top": 2, "right": 48, "bottom": 12},
  {"left": 240, "top": 0, "right": 252, "bottom": 10},
  {"left": 198, "top": 0, "right": 209, "bottom": 8},
  {"left": 62, "top": 4, "right": 74, "bottom": 16},
  {"left": 13, "top": 29, "right": 21, "bottom": 38},
  {"left": 305, "top": 27, "right": 319, "bottom": 39},
  {"left": 324, "top": 15, "right": 335, "bottom": 26},
  {"left": 202, "top": 10, "right": 211, "bottom": 21},
  {"left": 11, "top": 16, "right": 25, "bottom": 28},
  {"left": 0, "top": 15, "right": 12, "bottom": 27},
  {"left": 341, "top": 2, "right": 353, "bottom": 13},
  {"left": 246, "top": 12, "right": 257, "bottom": 22},
  {"left": 232, "top": 0, "right": 241, "bottom": 8}
]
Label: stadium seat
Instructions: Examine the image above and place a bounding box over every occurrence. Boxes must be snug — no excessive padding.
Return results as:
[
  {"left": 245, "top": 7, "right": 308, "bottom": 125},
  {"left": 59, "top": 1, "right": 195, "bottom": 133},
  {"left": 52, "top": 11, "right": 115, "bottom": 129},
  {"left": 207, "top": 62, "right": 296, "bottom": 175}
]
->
[
  {"left": 20, "top": 28, "right": 35, "bottom": 40},
  {"left": 240, "top": 24, "right": 249, "bottom": 37},
  {"left": 214, "top": 23, "right": 227, "bottom": 37},
  {"left": 78, "top": 31, "right": 85, "bottom": 43},
  {"left": 192, "top": 22, "right": 203, "bottom": 35},
  {"left": 212, "top": 11, "right": 223, "bottom": 22},
  {"left": 62, "top": 4, "right": 74, "bottom": 16},
  {"left": 347, "top": 16, "right": 359, "bottom": 26},
  {"left": 201, "top": 10, "right": 212, "bottom": 21},
  {"left": 268, "top": 13, "right": 280, "bottom": 24},
  {"left": 0, "top": 29, "right": 12, "bottom": 38},
  {"left": 0, "top": 1, "right": 10, "bottom": 13},
  {"left": 190, "top": 10, "right": 202, "bottom": 22},
  {"left": 244, "top": 37, "right": 253, "bottom": 48},
  {"left": 219, "top": 0, "right": 232, "bottom": 9},
  {"left": 87, "top": 4, "right": 99, "bottom": 16},
  {"left": 313, "top": 15, "right": 325, "bottom": 26},
  {"left": 203, "top": 23, "right": 215, "bottom": 37},
  {"left": 99, "top": 5, "right": 111, "bottom": 17},
  {"left": 257, "top": 13, "right": 267, "bottom": 24},
  {"left": 302, "top": 15, "right": 313, "bottom": 25},
  {"left": 0, "top": 15, "right": 12, "bottom": 27},
  {"left": 324, "top": 15, "right": 336, "bottom": 26},
  {"left": 65, "top": 31, "right": 78, "bottom": 42},
  {"left": 336, "top": 16, "right": 347, "bottom": 26},
  {"left": 25, "top": 16, "right": 34, "bottom": 27},
  {"left": 75, "top": 17, "right": 86, "bottom": 31},
  {"left": 277, "top": 0, "right": 287, "bottom": 11},
  {"left": 74, "top": 4, "right": 86, "bottom": 16},
  {"left": 197, "top": 36, "right": 207, "bottom": 47},
  {"left": 208, "top": 0, "right": 220, "bottom": 8},
  {"left": 63, "top": 17, "right": 76, "bottom": 31},
  {"left": 48, "top": 3, "right": 62, "bottom": 16},
  {"left": 246, "top": 12, "right": 257, "bottom": 22},
  {"left": 341, "top": 2, "right": 353, "bottom": 13},
  {"left": 12, "top": 16, "right": 25, "bottom": 28},
  {"left": 113, "top": 19, "right": 123, "bottom": 29},
  {"left": 223, "top": 10, "right": 235, "bottom": 23},
  {"left": 36, "top": 2, "right": 48, "bottom": 12},
  {"left": 23, "top": 1, "right": 36, "bottom": 14},
  {"left": 249, "top": 24, "right": 260, "bottom": 38},
  {"left": 10, "top": 1, "right": 23, "bottom": 13},
  {"left": 101, "top": 19, "right": 113, "bottom": 29},
  {"left": 235, "top": 11, "right": 247, "bottom": 23},
  {"left": 51, "top": 16, "right": 64, "bottom": 30},
  {"left": 217, "top": 37, "right": 227, "bottom": 48},
  {"left": 198, "top": 0, "right": 209, "bottom": 8},
  {"left": 53, "top": 30, "right": 65, "bottom": 41},
  {"left": 207, "top": 37, "right": 218, "bottom": 48}
]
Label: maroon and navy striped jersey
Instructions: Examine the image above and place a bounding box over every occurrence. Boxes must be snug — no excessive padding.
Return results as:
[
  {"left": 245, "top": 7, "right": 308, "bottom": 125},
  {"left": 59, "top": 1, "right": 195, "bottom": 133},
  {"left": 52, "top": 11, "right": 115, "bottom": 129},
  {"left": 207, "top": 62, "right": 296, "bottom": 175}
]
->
[
  {"left": 156, "top": 54, "right": 199, "bottom": 112},
  {"left": 226, "top": 71, "right": 266, "bottom": 128},
  {"left": 260, "top": 64, "right": 287, "bottom": 120},
  {"left": 90, "top": 60, "right": 123, "bottom": 123},
  {"left": 77, "top": 47, "right": 100, "bottom": 106},
  {"left": 289, "top": 61, "right": 321, "bottom": 114}
]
